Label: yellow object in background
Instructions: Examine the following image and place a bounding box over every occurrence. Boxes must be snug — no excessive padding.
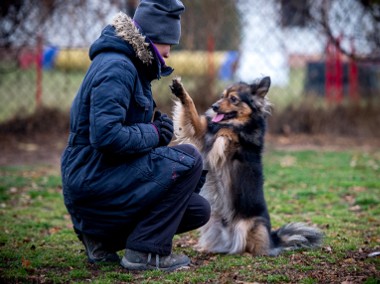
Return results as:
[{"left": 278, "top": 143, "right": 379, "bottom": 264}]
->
[{"left": 55, "top": 49, "right": 226, "bottom": 76}]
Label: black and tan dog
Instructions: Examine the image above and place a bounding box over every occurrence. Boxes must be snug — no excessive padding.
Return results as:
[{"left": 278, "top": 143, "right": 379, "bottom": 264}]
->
[{"left": 170, "top": 77, "right": 323, "bottom": 256}]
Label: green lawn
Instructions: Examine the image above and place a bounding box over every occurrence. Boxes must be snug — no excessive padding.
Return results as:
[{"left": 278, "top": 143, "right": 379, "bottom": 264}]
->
[
  {"left": 0, "top": 149, "right": 379, "bottom": 283},
  {"left": 0, "top": 66, "right": 306, "bottom": 122}
]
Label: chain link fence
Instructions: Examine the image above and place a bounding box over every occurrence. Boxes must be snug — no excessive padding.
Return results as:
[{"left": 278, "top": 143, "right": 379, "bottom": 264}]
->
[{"left": 0, "top": 0, "right": 379, "bottom": 135}]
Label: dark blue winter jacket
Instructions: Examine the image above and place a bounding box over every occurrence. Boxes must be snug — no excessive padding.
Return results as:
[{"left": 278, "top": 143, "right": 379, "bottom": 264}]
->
[{"left": 61, "top": 13, "right": 195, "bottom": 237}]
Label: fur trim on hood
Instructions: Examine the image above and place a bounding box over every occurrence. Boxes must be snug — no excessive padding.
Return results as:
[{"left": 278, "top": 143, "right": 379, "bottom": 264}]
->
[{"left": 111, "top": 12, "right": 153, "bottom": 65}]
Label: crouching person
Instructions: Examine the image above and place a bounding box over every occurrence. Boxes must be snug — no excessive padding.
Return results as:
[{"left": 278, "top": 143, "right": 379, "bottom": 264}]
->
[{"left": 61, "top": 0, "right": 210, "bottom": 271}]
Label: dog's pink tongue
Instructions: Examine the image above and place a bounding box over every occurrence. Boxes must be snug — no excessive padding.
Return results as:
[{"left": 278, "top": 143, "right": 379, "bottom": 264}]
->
[{"left": 212, "top": 113, "right": 224, "bottom": 123}]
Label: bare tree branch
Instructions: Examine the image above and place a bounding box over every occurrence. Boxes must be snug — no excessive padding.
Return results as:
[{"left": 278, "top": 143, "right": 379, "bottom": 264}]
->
[{"left": 318, "top": 0, "right": 380, "bottom": 63}]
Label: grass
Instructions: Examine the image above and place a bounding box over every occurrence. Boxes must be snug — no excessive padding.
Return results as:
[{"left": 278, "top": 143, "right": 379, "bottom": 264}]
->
[
  {"left": 0, "top": 66, "right": 306, "bottom": 122},
  {"left": 0, "top": 68, "right": 84, "bottom": 121},
  {"left": 0, "top": 149, "right": 379, "bottom": 283}
]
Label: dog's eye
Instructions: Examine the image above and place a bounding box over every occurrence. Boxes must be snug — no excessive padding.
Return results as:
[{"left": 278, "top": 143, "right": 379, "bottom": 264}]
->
[{"left": 230, "top": 96, "right": 238, "bottom": 103}]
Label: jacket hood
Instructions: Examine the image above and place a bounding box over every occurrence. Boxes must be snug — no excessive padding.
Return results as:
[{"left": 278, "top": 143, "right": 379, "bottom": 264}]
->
[
  {"left": 89, "top": 12, "right": 153, "bottom": 65},
  {"left": 112, "top": 12, "right": 154, "bottom": 64},
  {"left": 89, "top": 12, "right": 173, "bottom": 79}
]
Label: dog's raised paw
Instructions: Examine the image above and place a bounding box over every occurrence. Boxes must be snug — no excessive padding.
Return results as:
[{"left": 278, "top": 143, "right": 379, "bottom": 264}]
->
[{"left": 170, "top": 77, "right": 184, "bottom": 97}]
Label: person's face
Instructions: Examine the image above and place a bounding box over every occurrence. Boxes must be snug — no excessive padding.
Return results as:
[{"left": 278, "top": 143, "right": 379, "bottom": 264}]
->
[{"left": 154, "top": 43, "right": 171, "bottom": 59}]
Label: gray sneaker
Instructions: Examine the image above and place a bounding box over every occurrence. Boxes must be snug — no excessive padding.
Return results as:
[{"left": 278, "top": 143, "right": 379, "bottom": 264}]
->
[
  {"left": 120, "top": 249, "right": 190, "bottom": 271},
  {"left": 81, "top": 234, "right": 120, "bottom": 263}
]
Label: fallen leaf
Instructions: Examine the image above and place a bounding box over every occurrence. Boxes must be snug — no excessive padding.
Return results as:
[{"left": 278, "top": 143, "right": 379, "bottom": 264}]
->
[
  {"left": 236, "top": 281, "right": 261, "bottom": 284},
  {"left": 9, "top": 187, "right": 17, "bottom": 193},
  {"left": 21, "top": 257, "right": 31, "bottom": 268},
  {"left": 343, "top": 195, "right": 355, "bottom": 205},
  {"left": 349, "top": 205, "right": 361, "bottom": 212},
  {"left": 344, "top": 258, "right": 355, "bottom": 263},
  {"left": 48, "top": 227, "right": 61, "bottom": 235},
  {"left": 324, "top": 246, "right": 333, "bottom": 253}
]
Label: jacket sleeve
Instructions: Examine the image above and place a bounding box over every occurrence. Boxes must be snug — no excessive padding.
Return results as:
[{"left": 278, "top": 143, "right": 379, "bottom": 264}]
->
[{"left": 89, "top": 60, "right": 159, "bottom": 154}]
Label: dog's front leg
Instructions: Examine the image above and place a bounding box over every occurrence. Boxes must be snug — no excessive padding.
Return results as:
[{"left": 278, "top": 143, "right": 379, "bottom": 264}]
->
[
  {"left": 170, "top": 77, "right": 191, "bottom": 105},
  {"left": 208, "top": 128, "right": 238, "bottom": 169},
  {"left": 170, "top": 77, "right": 207, "bottom": 140}
]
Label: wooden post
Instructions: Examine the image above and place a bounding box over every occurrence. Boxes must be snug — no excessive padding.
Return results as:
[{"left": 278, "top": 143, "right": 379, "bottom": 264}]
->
[
  {"left": 325, "top": 37, "right": 343, "bottom": 103},
  {"left": 36, "top": 34, "right": 43, "bottom": 108},
  {"left": 349, "top": 38, "right": 359, "bottom": 102},
  {"left": 335, "top": 35, "right": 343, "bottom": 103},
  {"left": 325, "top": 41, "right": 334, "bottom": 102},
  {"left": 207, "top": 35, "right": 215, "bottom": 80}
]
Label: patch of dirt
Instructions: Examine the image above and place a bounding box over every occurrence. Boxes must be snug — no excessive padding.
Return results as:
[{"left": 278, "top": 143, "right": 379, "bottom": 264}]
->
[
  {"left": 1, "top": 132, "right": 379, "bottom": 168},
  {"left": 265, "top": 133, "right": 380, "bottom": 152},
  {"left": 0, "top": 106, "right": 379, "bottom": 167},
  {"left": 0, "top": 132, "right": 68, "bottom": 168},
  {"left": 268, "top": 98, "right": 380, "bottom": 138},
  {"left": 0, "top": 107, "right": 70, "bottom": 168}
]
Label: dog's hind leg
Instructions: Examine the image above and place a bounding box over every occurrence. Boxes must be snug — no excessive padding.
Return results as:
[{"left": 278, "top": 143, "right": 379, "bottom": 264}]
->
[
  {"left": 197, "top": 217, "right": 232, "bottom": 253},
  {"left": 245, "top": 218, "right": 271, "bottom": 256},
  {"left": 229, "top": 219, "right": 252, "bottom": 254}
]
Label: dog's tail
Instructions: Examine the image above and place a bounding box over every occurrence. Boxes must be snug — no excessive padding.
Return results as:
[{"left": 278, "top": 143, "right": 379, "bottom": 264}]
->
[{"left": 270, "top": 222, "right": 323, "bottom": 255}]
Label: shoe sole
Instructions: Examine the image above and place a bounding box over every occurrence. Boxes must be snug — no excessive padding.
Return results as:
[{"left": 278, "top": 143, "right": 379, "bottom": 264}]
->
[
  {"left": 120, "top": 256, "right": 190, "bottom": 272},
  {"left": 87, "top": 254, "right": 120, "bottom": 264}
]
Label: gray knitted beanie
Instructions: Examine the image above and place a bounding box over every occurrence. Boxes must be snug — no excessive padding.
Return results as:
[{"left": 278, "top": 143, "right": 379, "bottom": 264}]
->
[{"left": 133, "top": 0, "right": 185, "bottom": 45}]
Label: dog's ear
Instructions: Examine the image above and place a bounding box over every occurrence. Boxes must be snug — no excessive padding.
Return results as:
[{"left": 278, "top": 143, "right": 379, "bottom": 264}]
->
[{"left": 251, "top": 76, "right": 271, "bottom": 98}]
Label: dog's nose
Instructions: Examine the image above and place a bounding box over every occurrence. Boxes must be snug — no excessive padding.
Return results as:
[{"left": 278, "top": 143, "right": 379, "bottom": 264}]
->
[{"left": 212, "top": 103, "right": 219, "bottom": 112}]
